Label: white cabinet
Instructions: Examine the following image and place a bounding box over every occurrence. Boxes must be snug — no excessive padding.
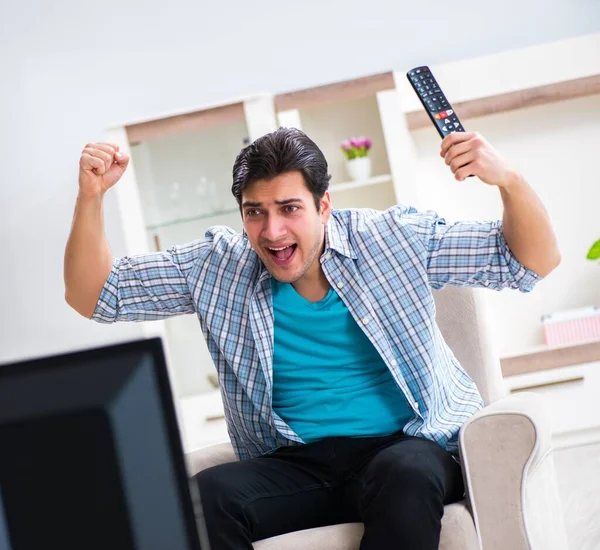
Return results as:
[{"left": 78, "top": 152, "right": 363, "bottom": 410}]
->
[
  {"left": 504, "top": 361, "right": 600, "bottom": 449},
  {"left": 178, "top": 390, "right": 229, "bottom": 453},
  {"left": 504, "top": 360, "right": 600, "bottom": 549}
]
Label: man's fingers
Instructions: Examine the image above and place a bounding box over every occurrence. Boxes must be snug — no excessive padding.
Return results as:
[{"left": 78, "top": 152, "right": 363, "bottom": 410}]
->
[
  {"left": 92, "top": 142, "right": 117, "bottom": 158},
  {"left": 440, "top": 131, "right": 476, "bottom": 157},
  {"left": 82, "top": 147, "right": 113, "bottom": 167},
  {"left": 449, "top": 151, "right": 476, "bottom": 174},
  {"left": 443, "top": 140, "right": 471, "bottom": 166},
  {"left": 455, "top": 162, "right": 478, "bottom": 181},
  {"left": 113, "top": 151, "right": 130, "bottom": 167},
  {"left": 80, "top": 153, "right": 106, "bottom": 175}
]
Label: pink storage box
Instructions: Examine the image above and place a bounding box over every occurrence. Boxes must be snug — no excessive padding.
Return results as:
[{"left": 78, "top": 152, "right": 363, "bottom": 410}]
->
[{"left": 541, "top": 306, "right": 600, "bottom": 347}]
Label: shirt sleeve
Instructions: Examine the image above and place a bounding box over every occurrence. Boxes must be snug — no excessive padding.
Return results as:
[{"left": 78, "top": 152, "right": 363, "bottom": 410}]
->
[
  {"left": 396, "top": 206, "right": 543, "bottom": 292},
  {"left": 91, "top": 238, "right": 211, "bottom": 323}
]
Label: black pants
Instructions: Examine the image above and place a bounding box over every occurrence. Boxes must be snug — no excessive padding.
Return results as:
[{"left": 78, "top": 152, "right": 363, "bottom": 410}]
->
[{"left": 193, "top": 432, "right": 464, "bottom": 550}]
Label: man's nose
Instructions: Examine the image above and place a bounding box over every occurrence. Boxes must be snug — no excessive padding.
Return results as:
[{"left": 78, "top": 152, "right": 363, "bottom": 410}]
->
[{"left": 262, "top": 216, "right": 287, "bottom": 242}]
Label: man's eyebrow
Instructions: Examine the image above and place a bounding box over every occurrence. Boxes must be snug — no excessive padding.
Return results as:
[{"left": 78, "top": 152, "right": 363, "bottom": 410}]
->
[
  {"left": 241, "top": 200, "right": 261, "bottom": 208},
  {"left": 241, "top": 198, "right": 304, "bottom": 208},
  {"left": 275, "top": 198, "right": 303, "bottom": 205}
]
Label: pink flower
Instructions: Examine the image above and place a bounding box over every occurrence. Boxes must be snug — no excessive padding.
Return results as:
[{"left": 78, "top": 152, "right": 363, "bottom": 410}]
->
[
  {"left": 349, "top": 137, "right": 363, "bottom": 148},
  {"left": 348, "top": 136, "right": 372, "bottom": 149},
  {"left": 340, "top": 136, "right": 372, "bottom": 159}
]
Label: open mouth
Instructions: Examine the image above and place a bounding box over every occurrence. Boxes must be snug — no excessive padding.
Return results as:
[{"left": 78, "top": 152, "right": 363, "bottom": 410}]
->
[{"left": 266, "top": 244, "right": 297, "bottom": 266}]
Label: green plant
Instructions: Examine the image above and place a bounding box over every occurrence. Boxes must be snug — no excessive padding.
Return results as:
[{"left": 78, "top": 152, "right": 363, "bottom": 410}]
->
[{"left": 587, "top": 239, "right": 600, "bottom": 260}]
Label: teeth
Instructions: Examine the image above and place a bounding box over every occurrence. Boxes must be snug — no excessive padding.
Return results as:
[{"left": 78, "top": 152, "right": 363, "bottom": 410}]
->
[{"left": 268, "top": 245, "right": 292, "bottom": 251}]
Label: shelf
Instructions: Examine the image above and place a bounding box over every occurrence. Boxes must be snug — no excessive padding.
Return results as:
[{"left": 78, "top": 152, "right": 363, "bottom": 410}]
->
[
  {"left": 275, "top": 72, "right": 395, "bottom": 111},
  {"left": 329, "top": 174, "right": 392, "bottom": 193},
  {"left": 146, "top": 207, "right": 240, "bottom": 231},
  {"left": 145, "top": 176, "right": 393, "bottom": 231},
  {"left": 500, "top": 340, "right": 600, "bottom": 378}
]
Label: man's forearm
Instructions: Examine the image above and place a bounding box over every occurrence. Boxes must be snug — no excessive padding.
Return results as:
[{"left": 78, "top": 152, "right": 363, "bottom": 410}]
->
[
  {"left": 64, "top": 193, "right": 113, "bottom": 318},
  {"left": 500, "top": 172, "right": 561, "bottom": 277}
]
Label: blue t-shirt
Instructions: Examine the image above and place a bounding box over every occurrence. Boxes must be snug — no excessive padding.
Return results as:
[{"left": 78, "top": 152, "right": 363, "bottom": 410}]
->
[{"left": 271, "top": 279, "right": 414, "bottom": 442}]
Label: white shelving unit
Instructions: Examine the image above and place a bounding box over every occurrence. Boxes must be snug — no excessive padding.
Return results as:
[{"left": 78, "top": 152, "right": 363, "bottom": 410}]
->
[{"left": 276, "top": 84, "right": 420, "bottom": 212}]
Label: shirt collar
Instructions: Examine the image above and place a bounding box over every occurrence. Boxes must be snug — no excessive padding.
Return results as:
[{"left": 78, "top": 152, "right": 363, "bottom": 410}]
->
[{"left": 325, "top": 211, "right": 357, "bottom": 259}]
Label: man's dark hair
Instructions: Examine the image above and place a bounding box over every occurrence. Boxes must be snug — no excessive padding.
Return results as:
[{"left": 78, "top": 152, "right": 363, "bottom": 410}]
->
[{"left": 231, "top": 127, "right": 331, "bottom": 212}]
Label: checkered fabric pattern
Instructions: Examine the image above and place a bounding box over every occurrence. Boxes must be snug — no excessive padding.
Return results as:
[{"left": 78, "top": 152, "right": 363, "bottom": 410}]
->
[{"left": 92, "top": 204, "right": 542, "bottom": 460}]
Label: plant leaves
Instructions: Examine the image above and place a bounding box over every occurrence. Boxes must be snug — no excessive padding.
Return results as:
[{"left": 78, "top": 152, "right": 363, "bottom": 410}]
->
[{"left": 587, "top": 239, "right": 600, "bottom": 260}]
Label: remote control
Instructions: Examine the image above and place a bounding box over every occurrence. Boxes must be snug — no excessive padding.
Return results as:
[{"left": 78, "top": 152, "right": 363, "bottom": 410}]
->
[{"left": 406, "top": 66, "right": 465, "bottom": 138}]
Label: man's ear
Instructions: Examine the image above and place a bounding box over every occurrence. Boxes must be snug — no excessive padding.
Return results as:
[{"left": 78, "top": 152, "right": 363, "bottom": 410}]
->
[{"left": 320, "top": 191, "right": 332, "bottom": 223}]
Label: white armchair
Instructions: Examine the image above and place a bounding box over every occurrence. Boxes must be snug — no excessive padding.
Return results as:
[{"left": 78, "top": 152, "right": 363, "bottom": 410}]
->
[{"left": 186, "top": 286, "right": 569, "bottom": 549}]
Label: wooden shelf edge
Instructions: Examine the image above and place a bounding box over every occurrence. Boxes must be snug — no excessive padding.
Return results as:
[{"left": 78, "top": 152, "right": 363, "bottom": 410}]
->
[
  {"left": 406, "top": 74, "right": 600, "bottom": 130},
  {"left": 123, "top": 73, "right": 600, "bottom": 144},
  {"left": 500, "top": 340, "right": 600, "bottom": 378},
  {"left": 275, "top": 71, "right": 395, "bottom": 112},
  {"left": 126, "top": 102, "right": 246, "bottom": 144}
]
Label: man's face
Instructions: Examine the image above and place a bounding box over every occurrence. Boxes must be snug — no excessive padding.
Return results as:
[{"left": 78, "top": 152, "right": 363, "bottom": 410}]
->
[{"left": 241, "top": 171, "right": 331, "bottom": 284}]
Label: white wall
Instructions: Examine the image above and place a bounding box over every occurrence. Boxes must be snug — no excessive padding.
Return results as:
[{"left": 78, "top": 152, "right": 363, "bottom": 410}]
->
[{"left": 1, "top": 0, "right": 599, "bottom": 364}]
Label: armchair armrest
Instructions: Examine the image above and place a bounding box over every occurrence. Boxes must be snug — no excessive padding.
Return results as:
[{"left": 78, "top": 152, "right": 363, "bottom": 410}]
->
[
  {"left": 459, "top": 392, "right": 568, "bottom": 550},
  {"left": 185, "top": 442, "right": 238, "bottom": 477}
]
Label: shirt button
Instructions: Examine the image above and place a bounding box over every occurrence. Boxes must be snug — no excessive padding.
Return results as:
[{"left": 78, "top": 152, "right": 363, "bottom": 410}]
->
[
  {"left": 414, "top": 402, "right": 420, "bottom": 409},
  {"left": 337, "top": 282, "right": 344, "bottom": 289},
  {"left": 362, "top": 318, "right": 369, "bottom": 325},
  {"left": 390, "top": 359, "right": 397, "bottom": 366}
]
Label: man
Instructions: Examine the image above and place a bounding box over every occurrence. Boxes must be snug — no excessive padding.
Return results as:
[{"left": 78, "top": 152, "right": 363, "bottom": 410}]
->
[{"left": 64, "top": 127, "right": 560, "bottom": 549}]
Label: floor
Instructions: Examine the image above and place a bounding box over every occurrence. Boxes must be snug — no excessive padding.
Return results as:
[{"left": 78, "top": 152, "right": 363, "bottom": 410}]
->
[{"left": 554, "top": 442, "right": 600, "bottom": 550}]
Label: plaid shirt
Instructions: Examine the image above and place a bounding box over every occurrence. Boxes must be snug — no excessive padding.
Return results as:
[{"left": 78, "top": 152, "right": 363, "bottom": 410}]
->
[{"left": 92, "top": 205, "right": 541, "bottom": 460}]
